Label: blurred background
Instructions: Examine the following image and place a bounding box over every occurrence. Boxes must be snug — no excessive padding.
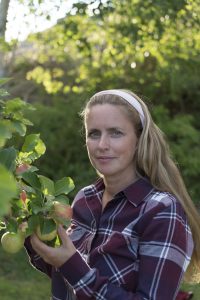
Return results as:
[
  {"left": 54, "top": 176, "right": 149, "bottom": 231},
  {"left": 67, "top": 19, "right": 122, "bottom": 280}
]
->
[{"left": 0, "top": 0, "right": 200, "bottom": 299}]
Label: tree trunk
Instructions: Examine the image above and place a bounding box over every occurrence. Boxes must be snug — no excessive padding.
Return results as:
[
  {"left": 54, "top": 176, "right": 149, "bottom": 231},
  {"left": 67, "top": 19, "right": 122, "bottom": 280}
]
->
[
  {"left": 0, "top": 0, "right": 11, "bottom": 77},
  {"left": 0, "top": 0, "right": 10, "bottom": 38}
]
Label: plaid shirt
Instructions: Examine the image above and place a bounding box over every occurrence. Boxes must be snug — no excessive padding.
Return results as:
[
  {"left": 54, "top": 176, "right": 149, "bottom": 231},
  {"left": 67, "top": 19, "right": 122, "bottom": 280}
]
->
[{"left": 25, "top": 177, "right": 193, "bottom": 300}]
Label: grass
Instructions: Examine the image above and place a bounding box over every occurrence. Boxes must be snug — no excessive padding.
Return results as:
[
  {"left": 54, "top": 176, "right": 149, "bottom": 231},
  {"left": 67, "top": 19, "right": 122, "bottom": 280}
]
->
[
  {"left": 0, "top": 246, "right": 200, "bottom": 299},
  {"left": 180, "top": 282, "right": 200, "bottom": 300},
  {"left": 0, "top": 247, "right": 50, "bottom": 300}
]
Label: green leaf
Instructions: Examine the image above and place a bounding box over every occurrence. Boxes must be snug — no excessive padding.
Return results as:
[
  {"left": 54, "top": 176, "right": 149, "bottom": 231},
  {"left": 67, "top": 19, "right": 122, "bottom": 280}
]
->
[
  {"left": 4, "top": 98, "right": 26, "bottom": 114},
  {"left": 0, "top": 88, "right": 9, "bottom": 97},
  {"left": 21, "top": 172, "right": 41, "bottom": 190},
  {"left": 0, "top": 147, "right": 17, "bottom": 171},
  {"left": 22, "top": 133, "right": 41, "bottom": 152},
  {"left": 55, "top": 195, "right": 70, "bottom": 205},
  {"left": 0, "top": 137, "right": 6, "bottom": 148},
  {"left": 38, "top": 175, "right": 55, "bottom": 197},
  {"left": 21, "top": 134, "right": 46, "bottom": 161},
  {"left": 0, "top": 121, "right": 12, "bottom": 143},
  {"left": 31, "top": 204, "right": 43, "bottom": 214},
  {"left": 0, "top": 164, "right": 17, "bottom": 217},
  {"left": 0, "top": 78, "right": 11, "bottom": 86},
  {"left": 0, "top": 222, "right": 6, "bottom": 230},
  {"left": 10, "top": 199, "right": 24, "bottom": 218},
  {"left": 39, "top": 217, "right": 57, "bottom": 235},
  {"left": 11, "top": 120, "right": 27, "bottom": 136},
  {"left": 6, "top": 218, "right": 18, "bottom": 233},
  {"left": 55, "top": 177, "right": 75, "bottom": 196},
  {"left": 21, "top": 118, "right": 33, "bottom": 126},
  {"left": 28, "top": 193, "right": 44, "bottom": 214},
  {"left": 27, "top": 215, "right": 40, "bottom": 236}
]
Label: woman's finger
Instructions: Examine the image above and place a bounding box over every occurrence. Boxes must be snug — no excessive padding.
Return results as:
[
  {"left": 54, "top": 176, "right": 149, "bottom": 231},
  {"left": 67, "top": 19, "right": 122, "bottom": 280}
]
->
[
  {"left": 57, "top": 225, "right": 68, "bottom": 247},
  {"left": 30, "top": 233, "right": 50, "bottom": 256}
]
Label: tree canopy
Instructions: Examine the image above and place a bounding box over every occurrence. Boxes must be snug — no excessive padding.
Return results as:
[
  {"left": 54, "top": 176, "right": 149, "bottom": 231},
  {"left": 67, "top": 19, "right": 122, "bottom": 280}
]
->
[{"left": 1, "top": 0, "right": 200, "bottom": 203}]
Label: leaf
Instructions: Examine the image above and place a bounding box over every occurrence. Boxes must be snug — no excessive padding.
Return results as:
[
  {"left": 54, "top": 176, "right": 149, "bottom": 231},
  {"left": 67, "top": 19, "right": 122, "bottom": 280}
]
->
[
  {"left": 21, "top": 172, "right": 41, "bottom": 190},
  {"left": 21, "top": 134, "right": 46, "bottom": 161},
  {"left": 39, "top": 217, "right": 57, "bottom": 235},
  {"left": 0, "top": 88, "right": 9, "bottom": 97},
  {"left": 6, "top": 218, "right": 18, "bottom": 233},
  {"left": 0, "top": 147, "right": 17, "bottom": 171},
  {"left": 55, "top": 195, "right": 70, "bottom": 205},
  {"left": 23, "top": 215, "right": 37, "bottom": 237},
  {"left": 0, "top": 121, "right": 12, "bottom": 142},
  {"left": 22, "top": 134, "right": 42, "bottom": 152},
  {"left": 5, "top": 98, "right": 26, "bottom": 114},
  {"left": 11, "top": 120, "right": 27, "bottom": 136},
  {"left": 38, "top": 175, "right": 55, "bottom": 197},
  {"left": 55, "top": 177, "right": 75, "bottom": 196},
  {"left": 0, "top": 222, "right": 6, "bottom": 230},
  {"left": 28, "top": 193, "right": 44, "bottom": 214},
  {"left": 21, "top": 118, "right": 33, "bottom": 126},
  {"left": 31, "top": 204, "right": 43, "bottom": 214},
  {"left": 0, "top": 164, "right": 17, "bottom": 217},
  {"left": 0, "top": 78, "right": 11, "bottom": 86}
]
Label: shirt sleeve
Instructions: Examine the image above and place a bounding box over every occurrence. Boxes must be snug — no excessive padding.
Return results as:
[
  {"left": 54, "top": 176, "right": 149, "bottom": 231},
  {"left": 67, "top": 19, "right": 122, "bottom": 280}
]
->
[
  {"left": 24, "top": 236, "right": 52, "bottom": 278},
  {"left": 58, "top": 197, "right": 193, "bottom": 300}
]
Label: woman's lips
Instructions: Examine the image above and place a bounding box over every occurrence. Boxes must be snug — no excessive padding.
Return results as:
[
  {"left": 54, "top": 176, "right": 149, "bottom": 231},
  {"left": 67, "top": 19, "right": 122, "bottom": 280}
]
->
[{"left": 96, "top": 156, "right": 115, "bottom": 162}]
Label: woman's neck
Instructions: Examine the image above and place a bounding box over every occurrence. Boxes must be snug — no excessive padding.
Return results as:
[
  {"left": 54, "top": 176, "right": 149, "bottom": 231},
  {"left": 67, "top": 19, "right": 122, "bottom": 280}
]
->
[{"left": 103, "top": 172, "right": 138, "bottom": 198}]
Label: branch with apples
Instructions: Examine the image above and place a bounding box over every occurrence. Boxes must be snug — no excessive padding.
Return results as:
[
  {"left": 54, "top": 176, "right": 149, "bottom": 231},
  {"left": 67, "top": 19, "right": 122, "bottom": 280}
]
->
[{"left": 0, "top": 79, "right": 74, "bottom": 254}]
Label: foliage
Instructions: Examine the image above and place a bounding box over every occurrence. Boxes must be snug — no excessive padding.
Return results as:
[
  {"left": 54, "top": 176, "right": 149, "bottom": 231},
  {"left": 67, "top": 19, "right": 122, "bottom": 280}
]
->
[
  {"left": 3, "top": 0, "right": 200, "bottom": 204},
  {"left": 0, "top": 81, "right": 74, "bottom": 251},
  {"left": 24, "top": 100, "right": 97, "bottom": 195}
]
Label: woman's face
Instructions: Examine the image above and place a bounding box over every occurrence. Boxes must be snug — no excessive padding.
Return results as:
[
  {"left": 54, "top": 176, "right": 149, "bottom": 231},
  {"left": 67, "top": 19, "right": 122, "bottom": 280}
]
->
[{"left": 85, "top": 104, "right": 138, "bottom": 182}]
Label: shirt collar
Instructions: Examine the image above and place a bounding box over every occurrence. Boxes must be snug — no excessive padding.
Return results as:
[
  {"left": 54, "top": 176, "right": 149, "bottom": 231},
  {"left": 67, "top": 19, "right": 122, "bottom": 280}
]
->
[
  {"left": 93, "top": 176, "right": 154, "bottom": 207},
  {"left": 123, "top": 177, "right": 154, "bottom": 207}
]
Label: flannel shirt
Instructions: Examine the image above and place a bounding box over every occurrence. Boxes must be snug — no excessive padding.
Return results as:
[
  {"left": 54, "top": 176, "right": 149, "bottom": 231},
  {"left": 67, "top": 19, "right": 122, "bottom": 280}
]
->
[{"left": 25, "top": 177, "right": 194, "bottom": 300}]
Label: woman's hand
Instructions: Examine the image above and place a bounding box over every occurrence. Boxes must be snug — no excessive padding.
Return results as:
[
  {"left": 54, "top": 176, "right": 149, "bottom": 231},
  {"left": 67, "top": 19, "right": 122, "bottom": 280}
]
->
[{"left": 30, "top": 225, "right": 76, "bottom": 268}]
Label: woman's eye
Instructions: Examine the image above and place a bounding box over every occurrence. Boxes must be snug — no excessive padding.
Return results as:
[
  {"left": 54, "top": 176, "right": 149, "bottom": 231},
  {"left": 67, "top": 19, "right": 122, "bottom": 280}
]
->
[
  {"left": 110, "top": 130, "right": 123, "bottom": 137},
  {"left": 87, "top": 130, "right": 101, "bottom": 139}
]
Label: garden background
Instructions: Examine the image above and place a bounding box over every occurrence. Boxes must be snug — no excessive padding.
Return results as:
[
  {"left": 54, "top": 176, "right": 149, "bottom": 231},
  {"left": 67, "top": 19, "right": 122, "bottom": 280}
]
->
[{"left": 0, "top": 0, "right": 200, "bottom": 299}]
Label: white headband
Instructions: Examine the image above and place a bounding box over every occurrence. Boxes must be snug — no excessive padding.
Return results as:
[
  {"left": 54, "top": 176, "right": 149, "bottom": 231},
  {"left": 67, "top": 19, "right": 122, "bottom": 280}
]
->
[{"left": 94, "top": 89, "right": 145, "bottom": 127}]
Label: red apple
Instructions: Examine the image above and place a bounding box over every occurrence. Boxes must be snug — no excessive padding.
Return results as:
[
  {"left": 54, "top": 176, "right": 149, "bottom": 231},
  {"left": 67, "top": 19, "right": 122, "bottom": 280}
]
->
[
  {"left": 53, "top": 201, "right": 72, "bottom": 220},
  {"left": 16, "top": 163, "right": 30, "bottom": 175}
]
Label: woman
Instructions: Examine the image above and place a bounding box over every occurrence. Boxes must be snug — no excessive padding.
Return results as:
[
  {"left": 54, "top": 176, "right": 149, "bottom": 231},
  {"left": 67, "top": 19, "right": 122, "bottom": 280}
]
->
[{"left": 25, "top": 89, "right": 200, "bottom": 299}]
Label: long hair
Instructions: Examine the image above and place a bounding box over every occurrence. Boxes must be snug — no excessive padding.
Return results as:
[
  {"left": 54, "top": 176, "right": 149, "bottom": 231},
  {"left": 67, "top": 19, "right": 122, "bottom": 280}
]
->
[{"left": 81, "top": 89, "right": 200, "bottom": 277}]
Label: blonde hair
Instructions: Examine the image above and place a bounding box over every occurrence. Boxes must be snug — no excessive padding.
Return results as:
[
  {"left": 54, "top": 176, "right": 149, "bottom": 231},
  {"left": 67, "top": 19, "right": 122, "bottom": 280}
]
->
[{"left": 81, "top": 89, "right": 200, "bottom": 278}]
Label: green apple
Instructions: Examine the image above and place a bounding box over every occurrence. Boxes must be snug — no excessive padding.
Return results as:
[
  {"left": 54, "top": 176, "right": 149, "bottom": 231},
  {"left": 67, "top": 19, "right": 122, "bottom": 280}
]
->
[
  {"left": 36, "top": 224, "right": 57, "bottom": 241},
  {"left": 1, "top": 231, "right": 25, "bottom": 254}
]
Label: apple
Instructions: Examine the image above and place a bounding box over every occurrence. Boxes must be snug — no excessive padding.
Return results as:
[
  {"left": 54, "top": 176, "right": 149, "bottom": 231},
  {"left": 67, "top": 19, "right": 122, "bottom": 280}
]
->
[
  {"left": 18, "top": 221, "right": 28, "bottom": 233},
  {"left": 53, "top": 201, "right": 72, "bottom": 220},
  {"left": 20, "top": 190, "right": 27, "bottom": 203},
  {"left": 36, "top": 224, "right": 57, "bottom": 241},
  {"left": 16, "top": 163, "right": 30, "bottom": 175},
  {"left": 1, "top": 231, "right": 25, "bottom": 254}
]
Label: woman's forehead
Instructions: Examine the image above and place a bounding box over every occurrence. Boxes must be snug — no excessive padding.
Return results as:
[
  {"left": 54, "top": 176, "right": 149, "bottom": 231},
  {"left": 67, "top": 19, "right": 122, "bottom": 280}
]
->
[{"left": 85, "top": 104, "right": 135, "bottom": 129}]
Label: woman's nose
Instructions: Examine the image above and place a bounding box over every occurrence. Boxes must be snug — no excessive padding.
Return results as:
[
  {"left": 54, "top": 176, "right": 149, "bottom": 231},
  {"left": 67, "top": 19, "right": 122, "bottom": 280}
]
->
[{"left": 98, "top": 134, "right": 109, "bottom": 149}]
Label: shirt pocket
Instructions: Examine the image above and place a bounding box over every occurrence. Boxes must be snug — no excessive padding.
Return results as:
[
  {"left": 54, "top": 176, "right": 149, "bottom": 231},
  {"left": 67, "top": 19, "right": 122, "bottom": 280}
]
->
[{"left": 100, "top": 231, "right": 139, "bottom": 261}]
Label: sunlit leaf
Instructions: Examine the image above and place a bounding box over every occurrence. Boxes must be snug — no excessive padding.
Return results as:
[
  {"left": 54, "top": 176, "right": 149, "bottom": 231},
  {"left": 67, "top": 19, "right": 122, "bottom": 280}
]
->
[
  {"left": 38, "top": 175, "right": 55, "bottom": 197},
  {"left": 55, "top": 177, "right": 75, "bottom": 196},
  {"left": 0, "top": 164, "right": 17, "bottom": 217}
]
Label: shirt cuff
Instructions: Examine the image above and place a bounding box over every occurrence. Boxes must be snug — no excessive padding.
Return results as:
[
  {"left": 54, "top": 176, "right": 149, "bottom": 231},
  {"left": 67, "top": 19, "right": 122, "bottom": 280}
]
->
[
  {"left": 24, "top": 236, "right": 37, "bottom": 255},
  {"left": 59, "top": 251, "right": 91, "bottom": 286}
]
